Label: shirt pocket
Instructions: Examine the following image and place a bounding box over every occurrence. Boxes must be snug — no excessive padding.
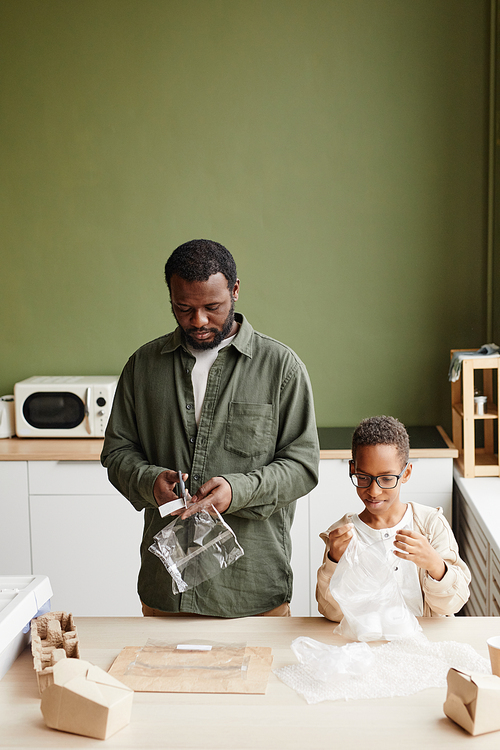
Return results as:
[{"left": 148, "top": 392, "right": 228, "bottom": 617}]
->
[{"left": 225, "top": 402, "right": 274, "bottom": 457}]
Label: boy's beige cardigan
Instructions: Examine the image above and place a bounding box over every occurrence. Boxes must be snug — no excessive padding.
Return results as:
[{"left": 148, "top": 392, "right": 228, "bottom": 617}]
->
[{"left": 316, "top": 502, "right": 471, "bottom": 620}]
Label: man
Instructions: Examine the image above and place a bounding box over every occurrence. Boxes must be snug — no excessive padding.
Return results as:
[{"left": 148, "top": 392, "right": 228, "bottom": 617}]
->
[{"left": 101, "top": 239, "right": 319, "bottom": 617}]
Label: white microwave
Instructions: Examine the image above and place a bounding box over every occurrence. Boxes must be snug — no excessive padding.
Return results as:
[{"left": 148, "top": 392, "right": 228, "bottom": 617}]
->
[{"left": 14, "top": 376, "right": 118, "bottom": 438}]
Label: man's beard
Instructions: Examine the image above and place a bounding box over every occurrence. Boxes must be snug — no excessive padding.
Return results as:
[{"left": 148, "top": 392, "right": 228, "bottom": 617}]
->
[{"left": 180, "top": 300, "right": 235, "bottom": 351}]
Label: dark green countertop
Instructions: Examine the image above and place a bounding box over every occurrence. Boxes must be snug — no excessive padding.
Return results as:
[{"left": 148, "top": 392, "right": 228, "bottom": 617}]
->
[{"left": 318, "top": 426, "right": 457, "bottom": 458}]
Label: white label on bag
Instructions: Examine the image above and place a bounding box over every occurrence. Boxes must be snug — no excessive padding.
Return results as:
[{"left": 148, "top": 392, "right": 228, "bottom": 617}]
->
[{"left": 158, "top": 497, "right": 186, "bottom": 517}]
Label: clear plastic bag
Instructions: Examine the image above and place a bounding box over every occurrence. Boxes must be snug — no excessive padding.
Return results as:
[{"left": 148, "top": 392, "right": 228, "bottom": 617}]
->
[
  {"left": 329, "top": 535, "right": 422, "bottom": 642},
  {"left": 148, "top": 507, "right": 244, "bottom": 594},
  {"left": 125, "top": 639, "right": 250, "bottom": 682},
  {"left": 290, "top": 637, "right": 374, "bottom": 682}
]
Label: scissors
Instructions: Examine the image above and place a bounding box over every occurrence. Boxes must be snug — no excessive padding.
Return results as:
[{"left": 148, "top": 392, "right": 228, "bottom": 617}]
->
[{"left": 177, "top": 470, "right": 188, "bottom": 508}]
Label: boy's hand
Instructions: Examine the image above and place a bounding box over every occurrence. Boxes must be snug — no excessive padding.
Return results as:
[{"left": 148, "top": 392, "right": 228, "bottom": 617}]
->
[
  {"left": 394, "top": 529, "right": 446, "bottom": 581},
  {"left": 328, "top": 523, "right": 354, "bottom": 563}
]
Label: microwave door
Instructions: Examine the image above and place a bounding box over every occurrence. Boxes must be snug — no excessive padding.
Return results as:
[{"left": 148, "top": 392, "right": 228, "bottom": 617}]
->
[{"left": 22, "top": 392, "right": 86, "bottom": 431}]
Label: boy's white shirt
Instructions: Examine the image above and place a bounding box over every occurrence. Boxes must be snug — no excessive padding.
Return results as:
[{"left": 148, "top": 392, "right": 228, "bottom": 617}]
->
[
  {"left": 187, "top": 333, "right": 237, "bottom": 426},
  {"left": 351, "top": 505, "right": 424, "bottom": 616}
]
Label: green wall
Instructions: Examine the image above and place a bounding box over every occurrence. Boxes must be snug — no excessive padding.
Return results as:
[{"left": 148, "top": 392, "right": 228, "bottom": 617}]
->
[{"left": 0, "top": 0, "right": 489, "bottom": 431}]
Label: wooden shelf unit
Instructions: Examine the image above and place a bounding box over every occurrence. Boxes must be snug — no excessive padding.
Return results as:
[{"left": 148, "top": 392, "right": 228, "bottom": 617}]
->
[{"left": 451, "top": 349, "right": 500, "bottom": 477}]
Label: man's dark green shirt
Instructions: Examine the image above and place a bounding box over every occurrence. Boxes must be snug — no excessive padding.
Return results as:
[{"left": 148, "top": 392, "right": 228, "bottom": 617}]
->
[{"left": 101, "top": 313, "right": 319, "bottom": 616}]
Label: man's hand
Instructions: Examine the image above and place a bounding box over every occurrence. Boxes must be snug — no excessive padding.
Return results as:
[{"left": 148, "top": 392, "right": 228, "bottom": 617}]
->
[
  {"left": 172, "top": 476, "right": 232, "bottom": 519},
  {"left": 328, "top": 523, "right": 354, "bottom": 563},
  {"left": 153, "top": 470, "right": 188, "bottom": 507},
  {"left": 394, "top": 529, "right": 446, "bottom": 581}
]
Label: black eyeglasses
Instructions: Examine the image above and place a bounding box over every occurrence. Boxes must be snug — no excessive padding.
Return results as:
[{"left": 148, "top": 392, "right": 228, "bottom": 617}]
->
[{"left": 349, "top": 461, "right": 409, "bottom": 489}]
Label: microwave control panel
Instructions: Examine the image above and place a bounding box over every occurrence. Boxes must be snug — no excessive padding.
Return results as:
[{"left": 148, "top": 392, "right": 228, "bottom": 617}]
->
[{"left": 93, "top": 388, "right": 113, "bottom": 435}]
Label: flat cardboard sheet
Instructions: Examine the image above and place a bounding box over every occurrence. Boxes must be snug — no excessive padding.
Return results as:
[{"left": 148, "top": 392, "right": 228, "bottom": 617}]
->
[{"left": 108, "top": 644, "right": 273, "bottom": 694}]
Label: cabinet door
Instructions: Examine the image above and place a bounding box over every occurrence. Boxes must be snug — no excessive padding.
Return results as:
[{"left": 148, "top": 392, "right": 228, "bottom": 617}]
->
[
  {"left": 400, "top": 458, "right": 453, "bottom": 522},
  {"left": 454, "top": 486, "right": 489, "bottom": 616},
  {"left": 490, "top": 548, "right": 500, "bottom": 616},
  {"left": 308, "top": 459, "right": 358, "bottom": 616},
  {"left": 30, "top": 494, "right": 143, "bottom": 616},
  {"left": 289, "top": 493, "right": 310, "bottom": 616},
  {"left": 0, "top": 462, "right": 31, "bottom": 574}
]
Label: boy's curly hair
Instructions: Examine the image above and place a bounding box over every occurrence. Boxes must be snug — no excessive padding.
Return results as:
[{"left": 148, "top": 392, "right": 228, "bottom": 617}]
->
[{"left": 351, "top": 415, "right": 410, "bottom": 468}]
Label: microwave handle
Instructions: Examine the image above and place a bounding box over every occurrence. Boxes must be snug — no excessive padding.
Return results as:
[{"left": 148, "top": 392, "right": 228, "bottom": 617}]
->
[{"left": 84, "top": 388, "right": 92, "bottom": 434}]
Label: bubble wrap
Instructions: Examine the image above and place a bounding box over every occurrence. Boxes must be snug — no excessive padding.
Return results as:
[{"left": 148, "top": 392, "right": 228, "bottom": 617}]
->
[{"left": 274, "top": 633, "right": 491, "bottom": 704}]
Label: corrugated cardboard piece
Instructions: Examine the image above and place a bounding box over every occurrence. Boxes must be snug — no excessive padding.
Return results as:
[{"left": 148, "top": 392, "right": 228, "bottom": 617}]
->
[
  {"left": 40, "top": 658, "right": 133, "bottom": 741},
  {"left": 443, "top": 668, "right": 500, "bottom": 736},
  {"left": 109, "top": 644, "right": 273, "bottom": 694}
]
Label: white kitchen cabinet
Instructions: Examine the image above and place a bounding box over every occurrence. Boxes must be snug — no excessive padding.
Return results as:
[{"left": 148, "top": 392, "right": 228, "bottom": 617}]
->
[
  {"left": 29, "top": 492, "right": 142, "bottom": 616},
  {"left": 27, "top": 461, "right": 142, "bottom": 617},
  {"left": 453, "top": 468, "right": 500, "bottom": 616},
  {"left": 289, "top": 491, "right": 310, "bottom": 616},
  {"left": 0, "top": 462, "right": 31, "bottom": 574},
  {"left": 0, "top": 459, "right": 143, "bottom": 616}
]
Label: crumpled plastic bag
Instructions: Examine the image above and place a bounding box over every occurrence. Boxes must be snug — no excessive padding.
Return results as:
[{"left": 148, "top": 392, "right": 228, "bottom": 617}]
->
[
  {"left": 291, "top": 637, "right": 374, "bottom": 682},
  {"left": 329, "top": 535, "right": 421, "bottom": 642},
  {"left": 149, "top": 507, "right": 244, "bottom": 594}
]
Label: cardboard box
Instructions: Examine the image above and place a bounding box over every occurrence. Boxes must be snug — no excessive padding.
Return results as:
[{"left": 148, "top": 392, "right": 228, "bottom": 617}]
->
[
  {"left": 0, "top": 575, "right": 53, "bottom": 681},
  {"left": 443, "top": 668, "right": 500, "bottom": 736},
  {"left": 31, "top": 611, "right": 80, "bottom": 693},
  {"left": 40, "top": 658, "right": 133, "bottom": 740}
]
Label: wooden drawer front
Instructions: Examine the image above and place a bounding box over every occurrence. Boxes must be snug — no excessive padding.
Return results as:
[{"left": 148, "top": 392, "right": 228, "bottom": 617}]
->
[
  {"left": 28, "top": 460, "right": 119, "bottom": 495},
  {"left": 457, "top": 500, "right": 488, "bottom": 616},
  {"left": 490, "top": 549, "right": 500, "bottom": 617}
]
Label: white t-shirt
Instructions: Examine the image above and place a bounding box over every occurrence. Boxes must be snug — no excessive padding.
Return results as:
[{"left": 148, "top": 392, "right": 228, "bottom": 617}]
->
[
  {"left": 187, "top": 333, "right": 237, "bottom": 426},
  {"left": 351, "top": 504, "right": 424, "bottom": 616}
]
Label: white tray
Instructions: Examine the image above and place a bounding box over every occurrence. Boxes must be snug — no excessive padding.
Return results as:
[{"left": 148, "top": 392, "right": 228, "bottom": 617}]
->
[{"left": 0, "top": 575, "right": 53, "bottom": 680}]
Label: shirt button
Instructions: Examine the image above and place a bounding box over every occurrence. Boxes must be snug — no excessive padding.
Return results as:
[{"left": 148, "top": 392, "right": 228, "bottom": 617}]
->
[
  {"left": 190, "top": 438, "right": 195, "bottom": 444},
  {"left": 193, "top": 474, "right": 200, "bottom": 481},
  {"left": 186, "top": 404, "right": 192, "bottom": 410},
  {"left": 394, "top": 566, "right": 399, "bottom": 571},
  {"left": 384, "top": 533, "right": 389, "bottom": 538}
]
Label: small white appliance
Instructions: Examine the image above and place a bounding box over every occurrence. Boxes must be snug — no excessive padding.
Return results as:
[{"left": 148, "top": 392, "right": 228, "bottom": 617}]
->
[
  {"left": 0, "top": 396, "right": 15, "bottom": 438},
  {"left": 0, "top": 575, "right": 53, "bottom": 680},
  {"left": 14, "top": 376, "right": 118, "bottom": 438}
]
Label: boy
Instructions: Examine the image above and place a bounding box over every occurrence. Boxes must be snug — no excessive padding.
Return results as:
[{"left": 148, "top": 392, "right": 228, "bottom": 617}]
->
[{"left": 316, "top": 415, "right": 470, "bottom": 620}]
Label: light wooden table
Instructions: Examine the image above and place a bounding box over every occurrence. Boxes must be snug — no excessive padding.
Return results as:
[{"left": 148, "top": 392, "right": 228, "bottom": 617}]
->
[{"left": 1, "top": 616, "right": 500, "bottom": 748}]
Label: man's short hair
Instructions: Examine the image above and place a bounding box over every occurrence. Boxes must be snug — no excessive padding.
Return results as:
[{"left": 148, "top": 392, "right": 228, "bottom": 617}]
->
[
  {"left": 164, "top": 239, "right": 237, "bottom": 291},
  {"left": 351, "top": 415, "right": 410, "bottom": 467}
]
